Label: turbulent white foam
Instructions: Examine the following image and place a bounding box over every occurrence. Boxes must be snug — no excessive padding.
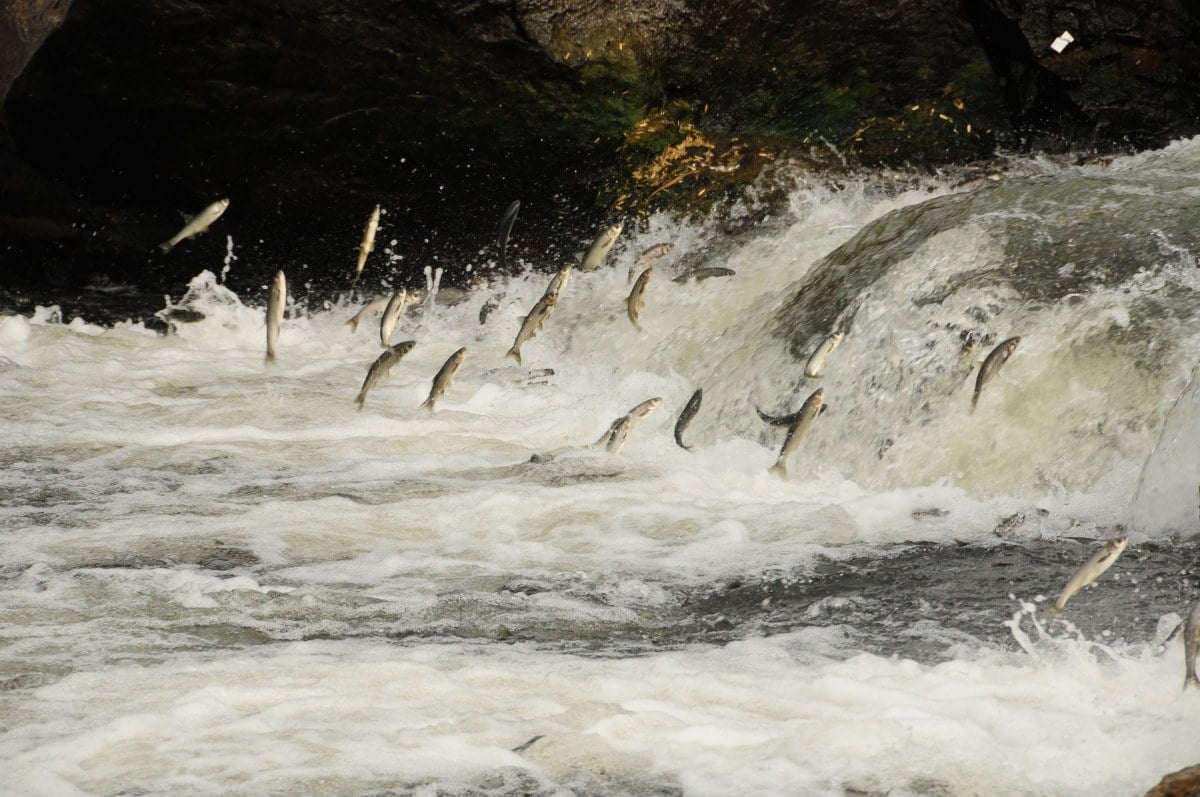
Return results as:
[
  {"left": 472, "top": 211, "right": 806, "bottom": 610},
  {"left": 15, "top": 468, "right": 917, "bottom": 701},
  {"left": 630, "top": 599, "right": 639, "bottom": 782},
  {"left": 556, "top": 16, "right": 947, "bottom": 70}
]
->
[
  {"left": 4, "top": 635, "right": 1198, "bottom": 796},
  {"left": 3, "top": 149, "right": 1200, "bottom": 796}
]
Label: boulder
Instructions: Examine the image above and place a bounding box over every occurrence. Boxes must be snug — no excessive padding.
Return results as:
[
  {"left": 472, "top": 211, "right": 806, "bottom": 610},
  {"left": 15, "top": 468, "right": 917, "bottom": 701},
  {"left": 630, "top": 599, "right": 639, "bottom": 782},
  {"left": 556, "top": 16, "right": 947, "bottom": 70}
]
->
[
  {"left": 1143, "top": 763, "right": 1200, "bottom": 797},
  {"left": 0, "top": 0, "right": 1198, "bottom": 308}
]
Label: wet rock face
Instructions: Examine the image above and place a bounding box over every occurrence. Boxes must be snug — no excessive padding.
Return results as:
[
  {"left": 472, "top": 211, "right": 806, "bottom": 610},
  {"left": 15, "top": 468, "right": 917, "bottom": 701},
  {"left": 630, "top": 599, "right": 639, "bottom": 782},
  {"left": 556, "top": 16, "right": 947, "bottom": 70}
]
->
[
  {"left": 0, "top": 0, "right": 70, "bottom": 109},
  {"left": 1, "top": 0, "right": 1199, "bottom": 307},
  {"left": 962, "top": 0, "right": 1200, "bottom": 149},
  {"left": 1143, "top": 763, "right": 1200, "bottom": 797}
]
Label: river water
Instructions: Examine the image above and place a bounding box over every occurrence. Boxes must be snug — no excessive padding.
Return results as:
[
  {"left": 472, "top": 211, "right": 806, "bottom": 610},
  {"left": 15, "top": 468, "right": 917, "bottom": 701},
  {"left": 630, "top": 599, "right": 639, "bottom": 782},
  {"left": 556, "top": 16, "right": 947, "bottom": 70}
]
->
[{"left": 3, "top": 140, "right": 1200, "bottom": 796}]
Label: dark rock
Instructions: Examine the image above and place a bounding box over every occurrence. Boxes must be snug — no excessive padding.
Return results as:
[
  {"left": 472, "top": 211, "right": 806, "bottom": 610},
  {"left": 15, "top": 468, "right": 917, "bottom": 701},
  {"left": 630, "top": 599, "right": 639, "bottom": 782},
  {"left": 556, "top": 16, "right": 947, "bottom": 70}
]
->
[
  {"left": 1142, "top": 764, "right": 1200, "bottom": 797},
  {"left": 0, "top": 0, "right": 71, "bottom": 108},
  {"left": 0, "top": 0, "right": 1198, "bottom": 308}
]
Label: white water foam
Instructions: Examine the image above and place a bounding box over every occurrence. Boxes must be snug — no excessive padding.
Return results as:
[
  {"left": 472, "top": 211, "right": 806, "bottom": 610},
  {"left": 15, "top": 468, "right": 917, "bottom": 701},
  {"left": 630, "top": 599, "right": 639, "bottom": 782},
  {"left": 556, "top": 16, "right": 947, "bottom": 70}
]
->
[{"left": 3, "top": 149, "right": 1200, "bottom": 795}]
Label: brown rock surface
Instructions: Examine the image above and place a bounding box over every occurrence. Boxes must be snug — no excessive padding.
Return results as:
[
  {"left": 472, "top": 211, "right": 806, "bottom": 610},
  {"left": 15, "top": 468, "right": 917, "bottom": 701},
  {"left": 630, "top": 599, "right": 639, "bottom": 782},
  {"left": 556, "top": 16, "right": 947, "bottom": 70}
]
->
[{"left": 1144, "top": 764, "right": 1200, "bottom": 797}]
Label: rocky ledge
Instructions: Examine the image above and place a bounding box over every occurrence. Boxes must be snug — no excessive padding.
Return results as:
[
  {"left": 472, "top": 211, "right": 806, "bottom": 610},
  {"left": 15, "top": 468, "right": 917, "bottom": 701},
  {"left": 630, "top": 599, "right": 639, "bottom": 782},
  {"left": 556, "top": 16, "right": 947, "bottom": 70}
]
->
[{"left": 1, "top": 0, "right": 1198, "bottom": 318}]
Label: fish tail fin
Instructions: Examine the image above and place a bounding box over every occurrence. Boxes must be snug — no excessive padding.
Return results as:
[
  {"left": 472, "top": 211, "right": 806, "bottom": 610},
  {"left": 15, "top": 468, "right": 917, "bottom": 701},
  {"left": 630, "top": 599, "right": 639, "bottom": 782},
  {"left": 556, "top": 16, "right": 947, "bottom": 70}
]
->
[
  {"left": 265, "top": 352, "right": 276, "bottom": 365},
  {"left": 354, "top": 394, "right": 366, "bottom": 410},
  {"left": 346, "top": 319, "right": 358, "bottom": 333},
  {"left": 421, "top": 398, "right": 435, "bottom": 412},
  {"left": 1186, "top": 674, "right": 1200, "bottom": 690},
  {"left": 507, "top": 347, "right": 522, "bottom": 365},
  {"left": 969, "top": 394, "right": 979, "bottom": 414},
  {"left": 1042, "top": 604, "right": 1063, "bottom": 618},
  {"left": 159, "top": 240, "right": 174, "bottom": 254},
  {"left": 768, "top": 462, "right": 787, "bottom": 478}
]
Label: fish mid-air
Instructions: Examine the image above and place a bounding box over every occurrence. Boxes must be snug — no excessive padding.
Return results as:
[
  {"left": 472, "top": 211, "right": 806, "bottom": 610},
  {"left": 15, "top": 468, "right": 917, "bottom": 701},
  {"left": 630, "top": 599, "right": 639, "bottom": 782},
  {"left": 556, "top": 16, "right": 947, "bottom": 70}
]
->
[
  {"left": 581, "top": 222, "right": 624, "bottom": 271},
  {"left": 626, "top": 266, "right": 653, "bottom": 329},
  {"left": 1047, "top": 537, "right": 1128, "bottom": 613},
  {"left": 596, "top": 397, "right": 662, "bottom": 454},
  {"left": 971, "top": 336, "right": 1020, "bottom": 413},
  {"left": 805, "top": 332, "right": 844, "bottom": 379},
  {"left": 671, "top": 267, "right": 736, "bottom": 284},
  {"left": 353, "top": 205, "right": 381, "bottom": 285},
  {"left": 673, "top": 388, "right": 703, "bottom": 451},
  {"left": 265, "top": 270, "right": 286, "bottom": 364},
  {"left": 766, "top": 387, "right": 825, "bottom": 477},
  {"left": 507, "top": 271, "right": 568, "bottom": 365},
  {"left": 422, "top": 347, "right": 467, "bottom": 412},
  {"left": 628, "top": 242, "right": 672, "bottom": 283},
  {"left": 544, "top": 267, "right": 571, "bottom": 300},
  {"left": 355, "top": 340, "right": 416, "bottom": 409},
  {"left": 507, "top": 293, "right": 557, "bottom": 365},
  {"left": 345, "top": 294, "right": 391, "bottom": 333},
  {"left": 379, "top": 289, "right": 408, "bottom": 348},
  {"left": 1185, "top": 600, "right": 1200, "bottom": 689},
  {"left": 160, "top": 198, "right": 229, "bottom": 253},
  {"left": 498, "top": 200, "right": 520, "bottom": 269}
]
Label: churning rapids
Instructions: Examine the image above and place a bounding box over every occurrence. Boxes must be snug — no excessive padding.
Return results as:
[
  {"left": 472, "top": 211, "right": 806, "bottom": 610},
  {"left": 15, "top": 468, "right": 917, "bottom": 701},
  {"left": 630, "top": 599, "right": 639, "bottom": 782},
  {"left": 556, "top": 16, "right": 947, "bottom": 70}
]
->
[{"left": 4, "top": 139, "right": 1200, "bottom": 797}]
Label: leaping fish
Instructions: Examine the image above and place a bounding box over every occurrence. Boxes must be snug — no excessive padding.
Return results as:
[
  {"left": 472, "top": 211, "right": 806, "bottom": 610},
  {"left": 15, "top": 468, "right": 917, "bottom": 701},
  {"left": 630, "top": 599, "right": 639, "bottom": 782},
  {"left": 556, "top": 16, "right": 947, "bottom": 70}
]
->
[
  {"left": 628, "top": 242, "right": 672, "bottom": 283},
  {"left": 600, "top": 398, "right": 662, "bottom": 454},
  {"left": 805, "top": 332, "right": 844, "bottom": 379},
  {"left": 671, "top": 267, "right": 736, "bottom": 284},
  {"left": 544, "top": 267, "right": 571, "bottom": 300},
  {"left": 971, "top": 336, "right": 1020, "bottom": 413},
  {"left": 626, "top": 266, "right": 653, "bottom": 329},
  {"left": 1047, "top": 537, "right": 1128, "bottom": 613},
  {"left": 581, "top": 222, "right": 623, "bottom": 271},
  {"left": 160, "top": 198, "right": 229, "bottom": 253},
  {"left": 767, "top": 388, "right": 825, "bottom": 477},
  {"left": 355, "top": 341, "right": 416, "bottom": 409},
  {"left": 498, "top": 200, "right": 520, "bottom": 269},
  {"left": 1185, "top": 600, "right": 1200, "bottom": 690},
  {"left": 345, "top": 294, "right": 390, "bottom": 333},
  {"left": 422, "top": 347, "right": 467, "bottom": 412},
  {"left": 507, "top": 292, "right": 558, "bottom": 365},
  {"left": 265, "top": 270, "right": 286, "bottom": 364},
  {"left": 353, "top": 205, "right": 381, "bottom": 285},
  {"left": 379, "top": 289, "right": 408, "bottom": 348},
  {"left": 674, "top": 388, "right": 703, "bottom": 451}
]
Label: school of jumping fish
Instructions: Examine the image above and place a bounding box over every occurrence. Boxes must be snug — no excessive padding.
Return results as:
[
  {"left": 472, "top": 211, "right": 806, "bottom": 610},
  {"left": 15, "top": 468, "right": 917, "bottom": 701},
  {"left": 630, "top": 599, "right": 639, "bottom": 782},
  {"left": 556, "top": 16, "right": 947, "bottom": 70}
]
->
[{"left": 162, "top": 196, "right": 1200, "bottom": 691}]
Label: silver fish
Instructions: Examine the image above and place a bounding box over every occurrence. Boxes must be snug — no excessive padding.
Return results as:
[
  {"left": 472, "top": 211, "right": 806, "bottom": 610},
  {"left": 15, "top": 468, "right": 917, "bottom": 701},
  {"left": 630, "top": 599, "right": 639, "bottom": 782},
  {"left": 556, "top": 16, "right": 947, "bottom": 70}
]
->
[
  {"left": 512, "top": 734, "right": 544, "bottom": 755},
  {"left": 605, "top": 397, "right": 662, "bottom": 454},
  {"left": 355, "top": 340, "right": 416, "bottom": 409},
  {"left": 972, "top": 336, "right": 1020, "bottom": 413},
  {"left": 1050, "top": 537, "right": 1128, "bottom": 612},
  {"left": 581, "top": 222, "right": 624, "bottom": 271},
  {"left": 498, "top": 200, "right": 520, "bottom": 269},
  {"left": 672, "top": 267, "right": 737, "bottom": 284},
  {"left": 768, "top": 387, "right": 825, "bottom": 477},
  {"left": 756, "top": 406, "right": 800, "bottom": 427},
  {"left": 507, "top": 292, "right": 558, "bottom": 365},
  {"left": 265, "top": 270, "right": 286, "bottom": 364},
  {"left": 758, "top": 402, "right": 829, "bottom": 425},
  {"left": 629, "top": 242, "right": 672, "bottom": 283},
  {"left": 805, "top": 332, "right": 844, "bottom": 379},
  {"left": 422, "top": 347, "right": 467, "bottom": 412},
  {"left": 593, "top": 415, "right": 626, "bottom": 449},
  {"left": 379, "top": 289, "right": 407, "bottom": 348},
  {"left": 160, "top": 198, "right": 229, "bottom": 253},
  {"left": 674, "top": 388, "right": 703, "bottom": 451},
  {"left": 626, "top": 266, "right": 653, "bottom": 329},
  {"left": 544, "top": 267, "right": 571, "bottom": 300},
  {"left": 1185, "top": 600, "right": 1200, "bottom": 690},
  {"left": 345, "top": 294, "right": 390, "bottom": 333},
  {"left": 353, "top": 205, "right": 381, "bottom": 284}
]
